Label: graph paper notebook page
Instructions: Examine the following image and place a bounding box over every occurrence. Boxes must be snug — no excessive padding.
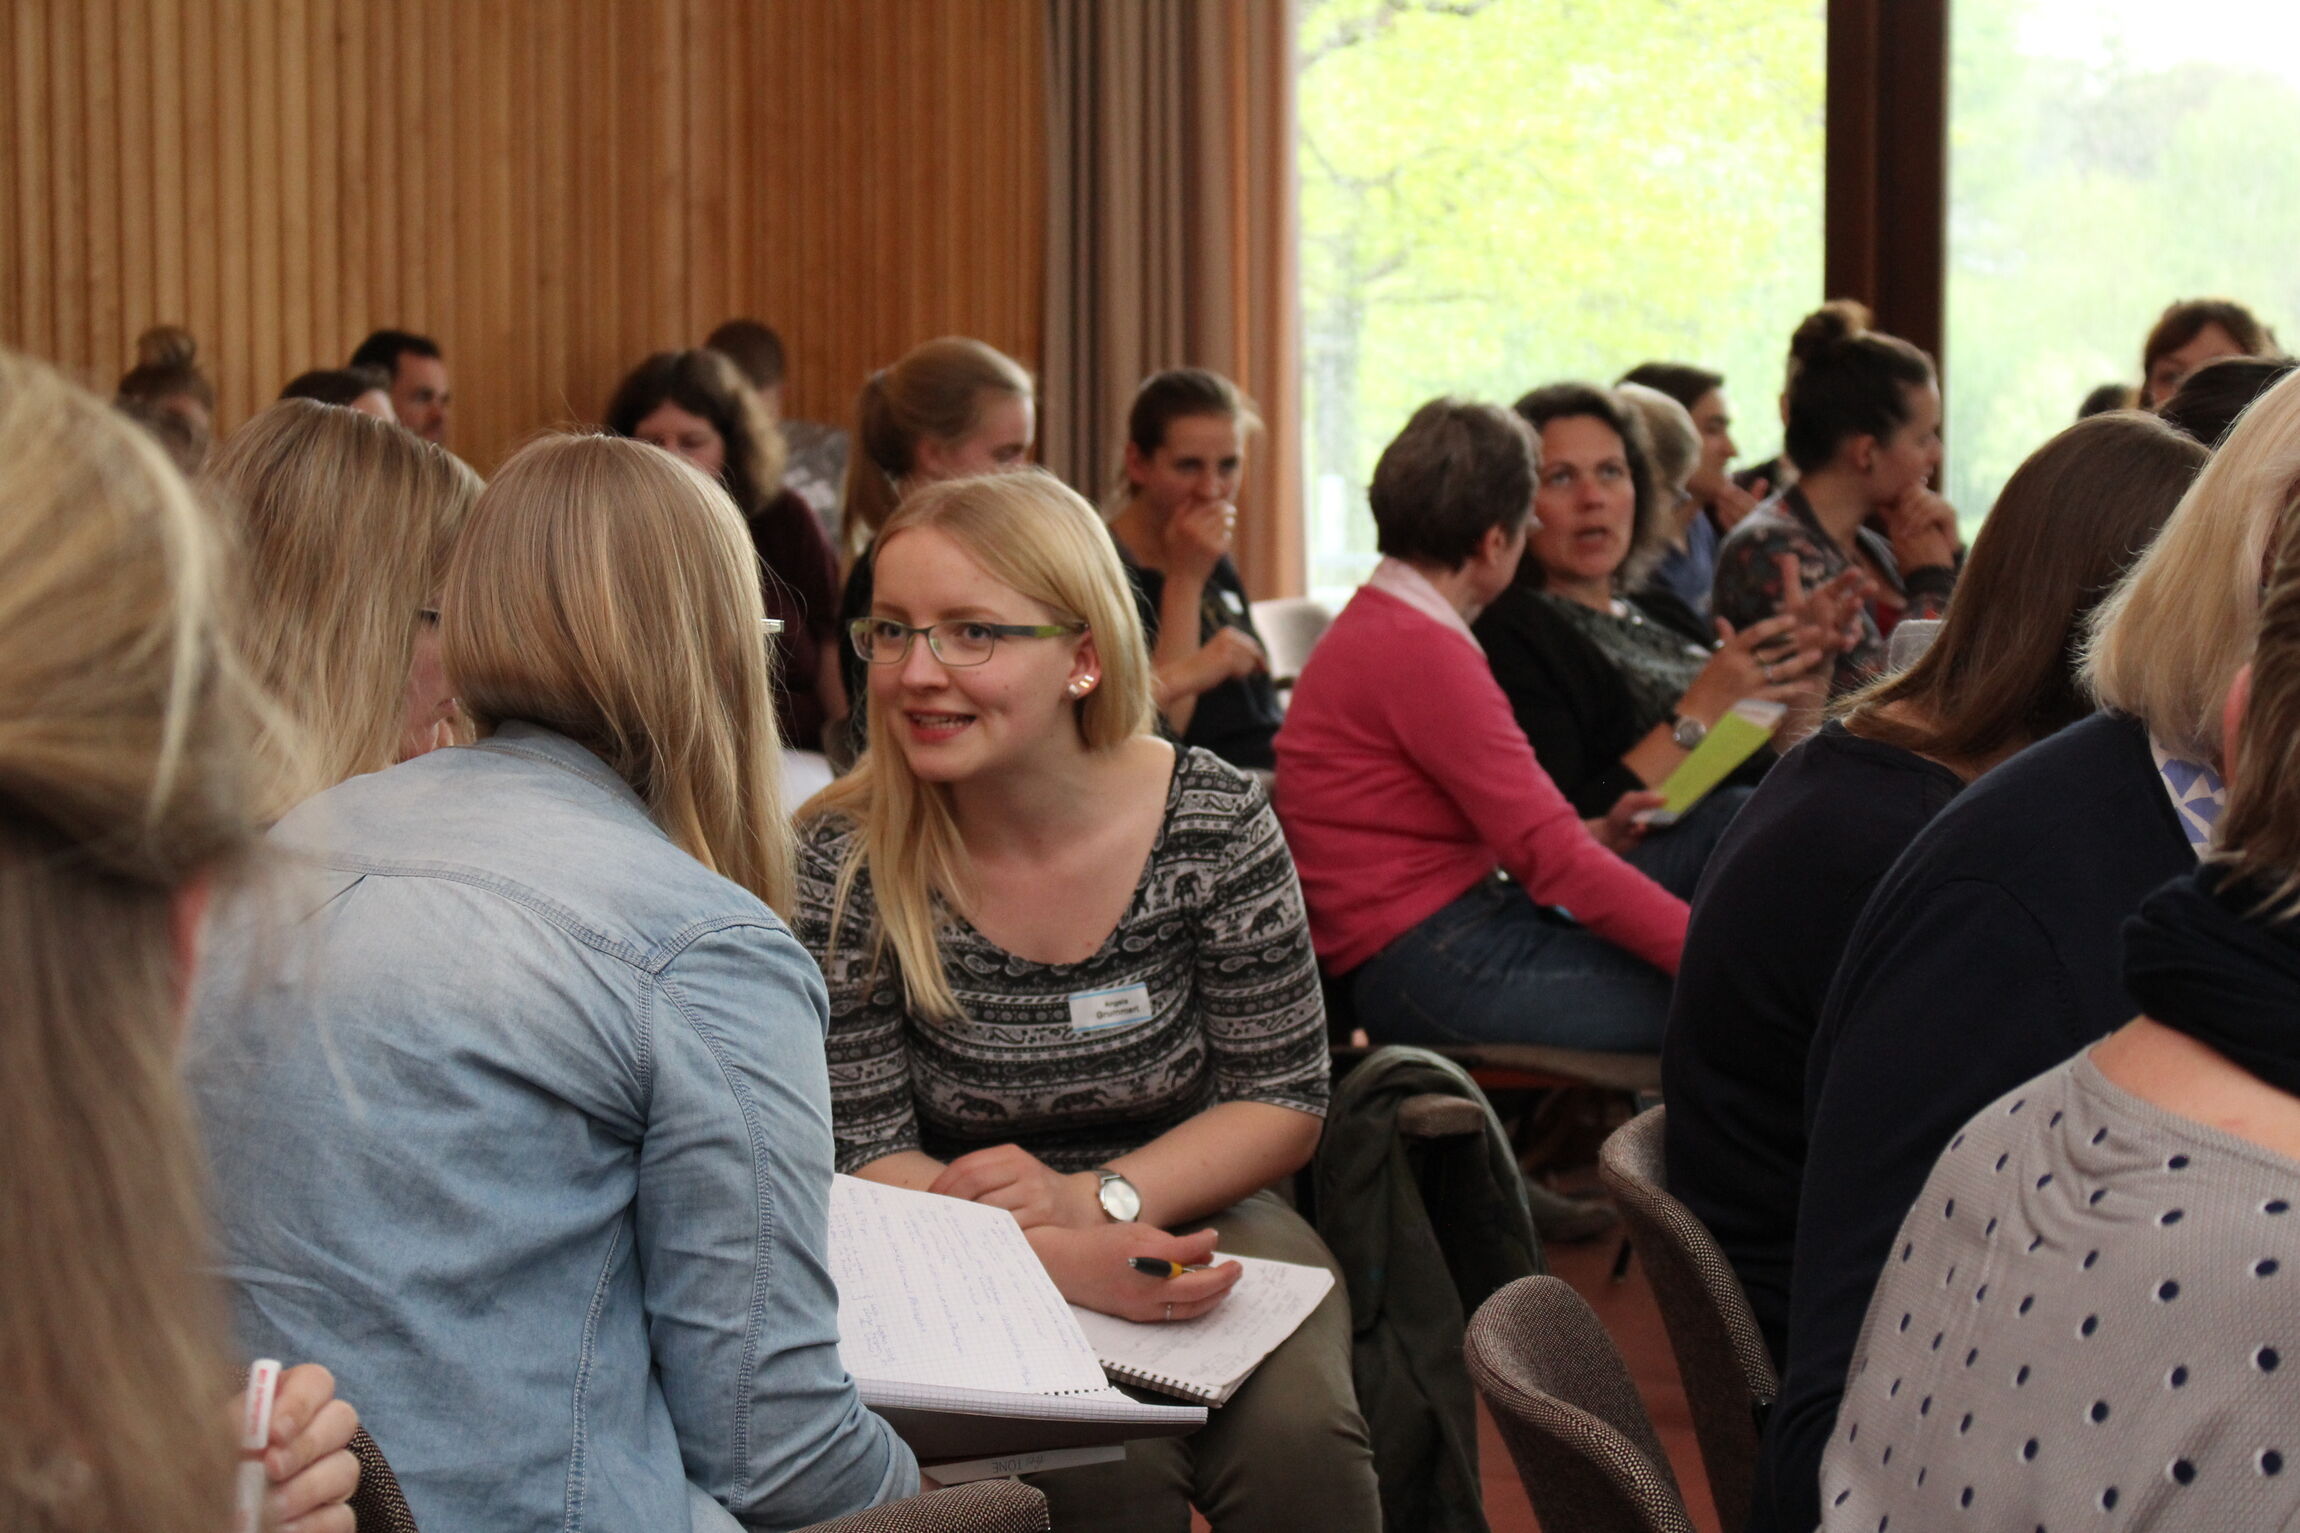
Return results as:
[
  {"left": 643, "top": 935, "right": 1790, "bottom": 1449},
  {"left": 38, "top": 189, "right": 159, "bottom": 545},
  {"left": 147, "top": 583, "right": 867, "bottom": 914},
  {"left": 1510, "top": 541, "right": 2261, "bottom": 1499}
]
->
[
  {"left": 1067, "top": 1255, "right": 1334, "bottom": 1405},
  {"left": 826, "top": 1175, "right": 1205, "bottom": 1443}
]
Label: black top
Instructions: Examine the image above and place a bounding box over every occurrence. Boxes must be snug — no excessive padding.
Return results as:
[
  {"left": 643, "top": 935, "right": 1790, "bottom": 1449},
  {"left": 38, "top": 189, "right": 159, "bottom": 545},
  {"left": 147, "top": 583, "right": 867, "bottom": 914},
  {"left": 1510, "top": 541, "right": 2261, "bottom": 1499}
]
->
[
  {"left": 833, "top": 549, "right": 875, "bottom": 762},
  {"left": 1751, "top": 711, "right": 2193, "bottom": 1533},
  {"left": 1662, "top": 721, "right": 1965, "bottom": 1370},
  {"left": 1121, "top": 549, "right": 1284, "bottom": 771},
  {"left": 1474, "top": 582, "right": 1760, "bottom": 818}
]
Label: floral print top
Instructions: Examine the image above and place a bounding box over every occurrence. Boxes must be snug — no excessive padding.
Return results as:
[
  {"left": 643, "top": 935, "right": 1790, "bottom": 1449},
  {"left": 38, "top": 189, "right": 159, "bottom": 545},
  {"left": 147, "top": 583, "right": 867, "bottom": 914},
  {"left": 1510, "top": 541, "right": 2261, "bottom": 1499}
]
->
[{"left": 1711, "top": 486, "right": 1956, "bottom": 694}]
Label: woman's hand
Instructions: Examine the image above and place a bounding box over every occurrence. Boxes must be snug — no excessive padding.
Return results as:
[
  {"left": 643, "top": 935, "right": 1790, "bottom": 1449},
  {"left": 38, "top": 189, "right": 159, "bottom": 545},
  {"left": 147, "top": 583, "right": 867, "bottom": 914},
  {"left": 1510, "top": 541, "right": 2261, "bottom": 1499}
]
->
[
  {"left": 1584, "top": 789, "right": 1664, "bottom": 854},
  {"left": 1880, "top": 483, "right": 1961, "bottom": 573},
  {"left": 1166, "top": 498, "right": 1237, "bottom": 586},
  {"left": 1785, "top": 560, "right": 1872, "bottom": 656},
  {"left": 250, "top": 1363, "right": 362, "bottom": 1533},
  {"left": 1025, "top": 1223, "right": 1243, "bottom": 1322},
  {"left": 1677, "top": 612, "right": 1826, "bottom": 724},
  {"left": 929, "top": 1144, "right": 1102, "bottom": 1231}
]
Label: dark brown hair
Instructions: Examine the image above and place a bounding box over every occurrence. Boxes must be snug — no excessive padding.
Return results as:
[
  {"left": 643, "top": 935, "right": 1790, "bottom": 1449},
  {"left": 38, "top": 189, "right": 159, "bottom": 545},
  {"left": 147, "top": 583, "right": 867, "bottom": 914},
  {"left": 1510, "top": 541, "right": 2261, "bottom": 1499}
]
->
[
  {"left": 1510, "top": 382, "right": 1660, "bottom": 591},
  {"left": 114, "top": 325, "right": 215, "bottom": 414},
  {"left": 1617, "top": 361, "right": 1723, "bottom": 414},
  {"left": 2157, "top": 356, "right": 2300, "bottom": 450},
  {"left": 604, "top": 348, "right": 786, "bottom": 517},
  {"left": 278, "top": 364, "right": 390, "bottom": 406},
  {"left": 1369, "top": 398, "right": 1538, "bottom": 569},
  {"left": 1781, "top": 302, "right": 1935, "bottom": 474},
  {"left": 2142, "top": 299, "right": 2277, "bottom": 403},
  {"left": 1844, "top": 411, "right": 2206, "bottom": 765},
  {"left": 1124, "top": 368, "right": 1262, "bottom": 463},
  {"left": 705, "top": 318, "right": 787, "bottom": 392}
]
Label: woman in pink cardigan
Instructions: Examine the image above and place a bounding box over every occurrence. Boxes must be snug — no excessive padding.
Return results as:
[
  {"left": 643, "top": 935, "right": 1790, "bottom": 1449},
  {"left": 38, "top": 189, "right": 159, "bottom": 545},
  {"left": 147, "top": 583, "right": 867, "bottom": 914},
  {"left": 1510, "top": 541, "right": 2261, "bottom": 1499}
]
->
[{"left": 1277, "top": 399, "right": 1722, "bottom": 1051}]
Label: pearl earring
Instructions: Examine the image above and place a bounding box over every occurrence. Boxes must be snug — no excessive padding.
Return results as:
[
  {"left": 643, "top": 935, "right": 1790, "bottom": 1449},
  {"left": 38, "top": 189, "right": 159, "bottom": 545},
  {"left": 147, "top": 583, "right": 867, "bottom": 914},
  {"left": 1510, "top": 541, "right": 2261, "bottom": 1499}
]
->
[{"left": 1070, "top": 677, "right": 1096, "bottom": 698}]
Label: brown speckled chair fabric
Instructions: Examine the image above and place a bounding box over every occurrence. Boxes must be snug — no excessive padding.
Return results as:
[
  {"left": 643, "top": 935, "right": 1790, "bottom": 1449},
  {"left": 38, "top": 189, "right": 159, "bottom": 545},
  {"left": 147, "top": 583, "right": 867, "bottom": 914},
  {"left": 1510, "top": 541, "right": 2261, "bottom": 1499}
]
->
[
  {"left": 798, "top": 1481, "right": 1050, "bottom": 1533},
  {"left": 346, "top": 1428, "right": 419, "bottom": 1533},
  {"left": 1597, "top": 1105, "right": 1778, "bottom": 1533},
  {"left": 1465, "top": 1275, "right": 1694, "bottom": 1533}
]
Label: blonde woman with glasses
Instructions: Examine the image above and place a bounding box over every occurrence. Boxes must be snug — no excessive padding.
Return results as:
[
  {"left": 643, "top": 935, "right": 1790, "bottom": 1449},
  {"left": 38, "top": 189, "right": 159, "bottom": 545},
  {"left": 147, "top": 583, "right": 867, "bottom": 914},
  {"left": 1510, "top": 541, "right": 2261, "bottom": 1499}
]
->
[
  {"left": 798, "top": 471, "right": 1380, "bottom": 1533},
  {"left": 0, "top": 353, "right": 360, "bottom": 1533},
  {"left": 200, "top": 399, "right": 479, "bottom": 816},
  {"left": 185, "top": 434, "right": 916, "bottom": 1531}
]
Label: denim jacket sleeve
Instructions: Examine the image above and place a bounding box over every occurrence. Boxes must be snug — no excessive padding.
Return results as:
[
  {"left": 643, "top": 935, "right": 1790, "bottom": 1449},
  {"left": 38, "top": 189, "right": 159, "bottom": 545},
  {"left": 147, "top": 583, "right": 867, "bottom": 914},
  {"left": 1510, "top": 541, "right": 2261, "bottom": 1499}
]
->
[{"left": 641, "top": 918, "right": 917, "bottom": 1530}]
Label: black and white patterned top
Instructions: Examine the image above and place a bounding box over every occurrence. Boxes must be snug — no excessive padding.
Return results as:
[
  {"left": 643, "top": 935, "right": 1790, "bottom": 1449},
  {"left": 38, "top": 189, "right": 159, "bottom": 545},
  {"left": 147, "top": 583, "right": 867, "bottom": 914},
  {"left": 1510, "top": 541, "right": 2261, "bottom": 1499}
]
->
[
  {"left": 794, "top": 747, "right": 1329, "bottom": 1175},
  {"left": 1821, "top": 1053, "right": 2300, "bottom": 1531}
]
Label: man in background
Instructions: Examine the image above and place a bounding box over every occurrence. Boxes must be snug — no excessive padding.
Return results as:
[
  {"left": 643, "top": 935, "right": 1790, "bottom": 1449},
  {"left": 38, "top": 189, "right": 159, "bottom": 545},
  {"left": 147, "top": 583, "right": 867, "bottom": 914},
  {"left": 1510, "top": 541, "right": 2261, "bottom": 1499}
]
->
[
  {"left": 706, "top": 317, "right": 848, "bottom": 538},
  {"left": 349, "top": 328, "right": 451, "bottom": 444}
]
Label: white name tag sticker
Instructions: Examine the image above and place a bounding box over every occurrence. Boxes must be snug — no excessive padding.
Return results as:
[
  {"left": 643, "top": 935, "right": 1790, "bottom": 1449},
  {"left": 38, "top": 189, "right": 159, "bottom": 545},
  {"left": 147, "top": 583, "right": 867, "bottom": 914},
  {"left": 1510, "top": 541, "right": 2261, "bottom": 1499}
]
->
[{"left": 1068, "top": 983, "right": 1155, "bottom": 1034}]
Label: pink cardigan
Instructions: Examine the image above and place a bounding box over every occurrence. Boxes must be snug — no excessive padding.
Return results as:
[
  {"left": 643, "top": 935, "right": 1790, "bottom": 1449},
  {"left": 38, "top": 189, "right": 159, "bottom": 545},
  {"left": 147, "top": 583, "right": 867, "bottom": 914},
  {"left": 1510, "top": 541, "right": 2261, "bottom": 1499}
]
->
[{"left": 1273, "top": 584, "right": 1688, "bottom": 975}]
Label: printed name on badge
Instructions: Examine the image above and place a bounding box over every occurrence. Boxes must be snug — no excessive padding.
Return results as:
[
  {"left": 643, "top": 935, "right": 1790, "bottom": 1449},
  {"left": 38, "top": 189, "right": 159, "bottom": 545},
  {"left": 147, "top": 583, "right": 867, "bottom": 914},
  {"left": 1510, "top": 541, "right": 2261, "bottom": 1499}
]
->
[{"left": 1069, "top": 982, "right": 1155, "bottom": 1033}]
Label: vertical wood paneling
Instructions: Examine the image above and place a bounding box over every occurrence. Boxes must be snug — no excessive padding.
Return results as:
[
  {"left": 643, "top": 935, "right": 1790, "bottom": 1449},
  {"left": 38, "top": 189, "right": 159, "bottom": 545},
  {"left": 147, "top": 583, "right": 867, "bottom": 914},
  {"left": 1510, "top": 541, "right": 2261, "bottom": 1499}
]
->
[{"left": 1, "top": 0, "right": 1047, "bottom": 469}]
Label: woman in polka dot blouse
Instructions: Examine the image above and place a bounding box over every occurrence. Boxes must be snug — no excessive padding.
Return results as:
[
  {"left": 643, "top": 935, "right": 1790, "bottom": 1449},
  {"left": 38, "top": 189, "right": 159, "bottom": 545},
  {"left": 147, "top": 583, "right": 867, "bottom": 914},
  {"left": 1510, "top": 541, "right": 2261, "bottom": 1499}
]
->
[{"left": 1818, "top": 518, "right": 2300, "bottom": 1530}]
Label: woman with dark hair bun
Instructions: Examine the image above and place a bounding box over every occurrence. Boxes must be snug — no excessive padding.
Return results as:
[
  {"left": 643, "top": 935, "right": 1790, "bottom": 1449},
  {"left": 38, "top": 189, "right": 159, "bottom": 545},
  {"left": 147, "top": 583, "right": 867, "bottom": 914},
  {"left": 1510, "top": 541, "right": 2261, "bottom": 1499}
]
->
[
  {"left": 1712, "top": 303, "right": 1964, "bottom": 693},
  {"left": 1107, "top": 368, "right": 1284, "bottom": 770},
  {"left": 2157, "top": 354, "right": 2300, "bottom": 449},
  {"left": 607, "top": 348, "right": 847, "bottom": 751}
]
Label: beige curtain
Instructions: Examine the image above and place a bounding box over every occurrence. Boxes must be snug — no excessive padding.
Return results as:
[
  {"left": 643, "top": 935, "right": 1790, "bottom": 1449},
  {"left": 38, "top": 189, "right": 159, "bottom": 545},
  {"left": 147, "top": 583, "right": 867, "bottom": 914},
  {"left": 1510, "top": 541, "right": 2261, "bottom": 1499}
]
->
[{"left": 1044, "top": 0, "right": 1303, "bottom": 598}]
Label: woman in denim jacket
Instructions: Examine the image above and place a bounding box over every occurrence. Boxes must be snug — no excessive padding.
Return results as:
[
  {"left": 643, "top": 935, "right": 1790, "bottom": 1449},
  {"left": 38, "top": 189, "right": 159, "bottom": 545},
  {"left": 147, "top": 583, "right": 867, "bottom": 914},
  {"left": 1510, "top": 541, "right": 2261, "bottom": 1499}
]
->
[{"left": 186, "top": 435, "right": 916, "bottom": 1532}]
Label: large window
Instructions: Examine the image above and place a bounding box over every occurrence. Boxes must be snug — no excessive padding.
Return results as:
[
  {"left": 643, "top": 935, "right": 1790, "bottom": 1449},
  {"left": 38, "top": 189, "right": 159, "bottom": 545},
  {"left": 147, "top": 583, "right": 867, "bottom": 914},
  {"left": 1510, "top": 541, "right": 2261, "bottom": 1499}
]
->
[
  {"left": 1298, "top": 0, "right": 1827, "bottom": 600},
  {"left": 1946, "top": 0, "right": 2300, "bottom": 521}
]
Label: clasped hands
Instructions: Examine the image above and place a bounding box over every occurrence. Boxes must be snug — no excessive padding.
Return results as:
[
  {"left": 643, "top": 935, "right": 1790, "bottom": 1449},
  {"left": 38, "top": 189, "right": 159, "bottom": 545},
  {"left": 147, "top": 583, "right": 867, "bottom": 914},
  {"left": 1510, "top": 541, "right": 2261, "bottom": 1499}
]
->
[{"left": 929, "top": 1144, "right": 1242, "bottom": 1323}]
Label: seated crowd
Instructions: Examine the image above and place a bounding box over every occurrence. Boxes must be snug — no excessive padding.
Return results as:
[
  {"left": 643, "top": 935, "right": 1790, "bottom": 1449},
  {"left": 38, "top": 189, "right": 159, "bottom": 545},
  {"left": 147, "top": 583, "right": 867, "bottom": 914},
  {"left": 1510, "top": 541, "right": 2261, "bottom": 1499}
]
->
[{"left": 9, "top": 290, "right": 2298, "bottom": 1533}]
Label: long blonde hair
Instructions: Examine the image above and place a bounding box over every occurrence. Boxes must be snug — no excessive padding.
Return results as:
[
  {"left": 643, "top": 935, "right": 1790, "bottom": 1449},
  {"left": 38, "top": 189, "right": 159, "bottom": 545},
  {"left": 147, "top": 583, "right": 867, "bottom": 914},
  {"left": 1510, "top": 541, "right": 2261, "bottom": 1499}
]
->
[
  {"left": 804, "top": 471, "right": 1154, "bottom": 1020},
  {"left": 840, "top": 337, "right": 1034, "bottom": 561},
  {"left": 443, "top": 433, "right": 794, "bottom": 912},
  {"left": 0, "top": 351, "right": 271, "bottom": 1533},
  {"left": 202, "top": 399, "right": 479, "bottom": 814},
  {"left": 2085, "top": 369, "right": 2300, "bottom": 760}
]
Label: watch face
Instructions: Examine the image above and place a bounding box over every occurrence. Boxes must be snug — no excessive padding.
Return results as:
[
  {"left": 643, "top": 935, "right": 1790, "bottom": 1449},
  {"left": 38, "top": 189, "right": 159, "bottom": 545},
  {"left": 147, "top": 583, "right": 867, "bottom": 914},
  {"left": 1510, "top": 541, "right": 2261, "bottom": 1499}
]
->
[{"left": 1099, "top": 1173, "right": 1142, "bottom": 1222}]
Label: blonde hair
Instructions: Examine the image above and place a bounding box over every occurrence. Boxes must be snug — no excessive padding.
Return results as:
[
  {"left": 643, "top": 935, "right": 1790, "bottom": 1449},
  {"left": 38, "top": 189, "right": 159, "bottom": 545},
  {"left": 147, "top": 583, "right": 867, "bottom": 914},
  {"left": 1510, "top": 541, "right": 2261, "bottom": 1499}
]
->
[
  {"left": 2085, "top": 369, "right": 2300, "bottom": 759},
  {"left": 840, "top": 337, "right": 1035, "bottom": 561},
  {"left": 2221, "top": 498, "right": 2300, "bottom": 914},
  {"left": 202, "top": 399, "right": 479, "bottom": 814},
  {"left": 443, "top": 433, "right": 794, "bottom": 912},
  {"left": 0, "top": 351, "right": 270, "bottom": 1533},
  {"left": 804, "top": 471, "right": 1155, "bottom": 1020}
]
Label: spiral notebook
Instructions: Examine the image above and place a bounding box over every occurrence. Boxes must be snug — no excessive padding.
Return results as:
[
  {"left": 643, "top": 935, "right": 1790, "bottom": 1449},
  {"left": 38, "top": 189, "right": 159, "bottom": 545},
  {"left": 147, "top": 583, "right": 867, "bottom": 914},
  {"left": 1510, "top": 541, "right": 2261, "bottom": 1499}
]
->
[
  {"left": 828, "top": 1177, "right": 1207, "bottom": 1458},
  {"left": 1067, "top": 1255, "right": 1335, "bottom": 1406}
]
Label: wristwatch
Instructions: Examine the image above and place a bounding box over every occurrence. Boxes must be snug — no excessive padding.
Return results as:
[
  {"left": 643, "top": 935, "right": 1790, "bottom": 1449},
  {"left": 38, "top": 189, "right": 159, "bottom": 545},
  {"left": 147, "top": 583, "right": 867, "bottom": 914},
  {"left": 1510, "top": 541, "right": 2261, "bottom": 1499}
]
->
[
  {"left": 1094, "top": 1166, "right": 1142, "bottom": 1222},
  {"left": 1670, "top": 713, "right": 1708, "bottom": 750}
]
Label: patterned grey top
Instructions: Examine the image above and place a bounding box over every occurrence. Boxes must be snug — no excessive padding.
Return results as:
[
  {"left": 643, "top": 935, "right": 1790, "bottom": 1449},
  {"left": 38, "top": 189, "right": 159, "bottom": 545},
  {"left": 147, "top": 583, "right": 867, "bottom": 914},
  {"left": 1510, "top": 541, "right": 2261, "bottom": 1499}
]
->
[
  {"left": 794, "top": 747, "right": 1329, "bottom": 1175},
  {"left": 1536, "top": 590, "right": 1711, "bottom": 736},
  {"left": 1822, "top": 1053, "right": 2300, "bottom": 1531}
]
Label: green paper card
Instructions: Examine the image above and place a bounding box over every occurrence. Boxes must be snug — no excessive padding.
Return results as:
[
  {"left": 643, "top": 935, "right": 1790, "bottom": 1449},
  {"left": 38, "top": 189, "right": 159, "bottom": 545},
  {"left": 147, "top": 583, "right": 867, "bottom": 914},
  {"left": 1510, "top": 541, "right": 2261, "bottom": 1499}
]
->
[{"left": 1642, "top": 698, "right": 1784, "bottom": 825}]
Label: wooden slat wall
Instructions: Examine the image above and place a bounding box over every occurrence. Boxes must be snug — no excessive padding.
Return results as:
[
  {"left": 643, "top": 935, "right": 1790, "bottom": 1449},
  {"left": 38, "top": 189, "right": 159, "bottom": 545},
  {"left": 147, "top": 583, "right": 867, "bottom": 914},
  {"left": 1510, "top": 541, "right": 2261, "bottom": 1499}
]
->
[{"left": 0, "top": 0, "right": 1047, "bottom": 470}]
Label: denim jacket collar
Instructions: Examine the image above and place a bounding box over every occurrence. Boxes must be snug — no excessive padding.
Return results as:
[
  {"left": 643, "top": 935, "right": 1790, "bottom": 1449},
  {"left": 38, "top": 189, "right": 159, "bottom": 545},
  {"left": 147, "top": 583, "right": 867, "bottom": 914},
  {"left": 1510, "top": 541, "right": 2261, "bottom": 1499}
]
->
[{"left": 471, "top": 721, "right": 659, "bottom": 830}]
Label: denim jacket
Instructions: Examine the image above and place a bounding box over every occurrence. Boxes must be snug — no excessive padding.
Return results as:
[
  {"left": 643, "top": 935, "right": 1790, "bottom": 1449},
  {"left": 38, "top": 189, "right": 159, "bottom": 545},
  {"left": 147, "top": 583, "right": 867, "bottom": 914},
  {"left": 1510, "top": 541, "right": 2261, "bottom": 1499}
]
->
[{"left": 185, "top": 724, "right": 915, "bottom": 1533}]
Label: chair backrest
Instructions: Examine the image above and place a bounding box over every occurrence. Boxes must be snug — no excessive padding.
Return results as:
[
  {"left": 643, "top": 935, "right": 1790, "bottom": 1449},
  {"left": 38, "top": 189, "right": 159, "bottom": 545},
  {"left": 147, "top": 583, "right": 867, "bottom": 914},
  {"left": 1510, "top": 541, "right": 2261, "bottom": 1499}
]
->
[
  {"left": 1596, "top": 1105, "right": 1778, "bottom": 1533},
  {"left": 1249, "top": 596, "right": 1333, "bottom": 686},
  {"left": 1465, "top": 1275, "right": 1694, "bottom": 1533},
  {"left": 347, "top": 1428, "right": 420, "bottom": 1533}
]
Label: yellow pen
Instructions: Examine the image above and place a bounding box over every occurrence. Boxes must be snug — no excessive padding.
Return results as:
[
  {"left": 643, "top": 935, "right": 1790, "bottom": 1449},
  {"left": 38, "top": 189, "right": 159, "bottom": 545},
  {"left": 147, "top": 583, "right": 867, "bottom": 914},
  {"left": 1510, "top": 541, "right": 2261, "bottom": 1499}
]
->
[{"left": 1128, "top": 1257, "right": 1215, "bottom": 1279}]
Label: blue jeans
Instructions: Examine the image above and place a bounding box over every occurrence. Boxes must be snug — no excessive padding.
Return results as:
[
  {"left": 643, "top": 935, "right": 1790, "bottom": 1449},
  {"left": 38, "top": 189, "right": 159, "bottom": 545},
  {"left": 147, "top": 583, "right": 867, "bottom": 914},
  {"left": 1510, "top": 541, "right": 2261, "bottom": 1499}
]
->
[{"left": 1351, "top": 787, "right": 1750, "bottom": 1053}]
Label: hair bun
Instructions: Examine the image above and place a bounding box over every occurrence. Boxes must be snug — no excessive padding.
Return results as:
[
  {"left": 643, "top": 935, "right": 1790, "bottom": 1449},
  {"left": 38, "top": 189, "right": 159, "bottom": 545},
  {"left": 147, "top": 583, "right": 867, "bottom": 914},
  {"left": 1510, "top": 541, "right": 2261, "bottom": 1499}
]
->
[
  {"left": 134, "top": 325, "right": 199, "bottom": 370},
  {"left": 1790, "top": 299, "right": 1873, "bottom": 364}
]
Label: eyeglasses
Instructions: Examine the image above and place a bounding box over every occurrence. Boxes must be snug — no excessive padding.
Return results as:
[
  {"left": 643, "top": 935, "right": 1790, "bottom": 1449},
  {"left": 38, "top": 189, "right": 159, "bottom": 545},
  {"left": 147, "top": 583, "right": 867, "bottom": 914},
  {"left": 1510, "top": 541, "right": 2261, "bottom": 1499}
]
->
[{"left": 849, "top": 617, "right": 1086, "bottom": 667}]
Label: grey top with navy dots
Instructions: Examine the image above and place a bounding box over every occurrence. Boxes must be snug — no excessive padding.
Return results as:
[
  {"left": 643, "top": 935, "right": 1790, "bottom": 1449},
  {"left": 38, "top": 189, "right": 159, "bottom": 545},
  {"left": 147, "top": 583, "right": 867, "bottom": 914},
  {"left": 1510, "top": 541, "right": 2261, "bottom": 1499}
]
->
[{"left": 1819, "top": 1053, "right": 2300, "bottom": 1532}]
